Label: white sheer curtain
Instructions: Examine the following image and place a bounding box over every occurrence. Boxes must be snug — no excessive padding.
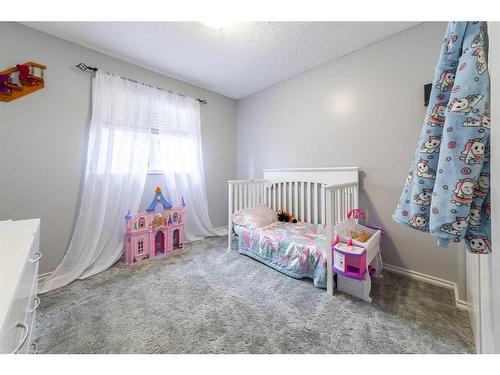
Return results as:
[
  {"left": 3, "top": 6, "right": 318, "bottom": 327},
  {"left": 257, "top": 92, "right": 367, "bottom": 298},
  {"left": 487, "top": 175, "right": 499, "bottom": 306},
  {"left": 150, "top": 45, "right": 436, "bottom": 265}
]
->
[
  {"left": 41, "top": 71, "right": 222, "bottom": 293},
  {"left": 150, "top": 92, "right": 225, "bottom": 240},
  {"left": 41, "top": 72, "right": 152, "bottom": 293}
]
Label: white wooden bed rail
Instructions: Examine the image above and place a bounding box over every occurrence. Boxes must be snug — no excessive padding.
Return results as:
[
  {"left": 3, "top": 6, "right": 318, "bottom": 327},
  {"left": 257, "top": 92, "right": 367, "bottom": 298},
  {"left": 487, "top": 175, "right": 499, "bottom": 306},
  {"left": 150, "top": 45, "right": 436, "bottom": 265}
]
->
[
  {"left": 228, "top": 168, "right": 359, "bottom": 294},
  {"left": 228, "top": 179, "right": 268, "bottom": 253}
]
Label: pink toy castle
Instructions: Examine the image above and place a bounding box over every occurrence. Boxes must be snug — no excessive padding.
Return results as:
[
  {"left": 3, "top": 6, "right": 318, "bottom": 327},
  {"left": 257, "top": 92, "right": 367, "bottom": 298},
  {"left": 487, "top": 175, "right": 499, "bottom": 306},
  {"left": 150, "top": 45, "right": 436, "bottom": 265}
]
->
[{"left": 124, "top": 187, "right": 186, "bottom": 265}]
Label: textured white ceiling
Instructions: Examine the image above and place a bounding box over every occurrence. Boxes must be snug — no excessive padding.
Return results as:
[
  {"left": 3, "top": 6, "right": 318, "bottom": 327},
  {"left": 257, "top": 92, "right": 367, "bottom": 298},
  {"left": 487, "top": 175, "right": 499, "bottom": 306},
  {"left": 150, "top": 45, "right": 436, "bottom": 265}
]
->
[{"left": 22, "top": 22, "right": 420, "bottom": 99}]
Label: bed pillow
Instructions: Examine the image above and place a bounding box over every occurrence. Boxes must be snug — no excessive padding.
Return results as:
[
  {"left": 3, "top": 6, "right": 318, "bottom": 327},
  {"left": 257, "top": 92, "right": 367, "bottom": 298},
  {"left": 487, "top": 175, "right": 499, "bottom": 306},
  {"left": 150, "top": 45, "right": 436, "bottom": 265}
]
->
[{"left": 232, "top": 205, "right": 278, "bottom": 229}]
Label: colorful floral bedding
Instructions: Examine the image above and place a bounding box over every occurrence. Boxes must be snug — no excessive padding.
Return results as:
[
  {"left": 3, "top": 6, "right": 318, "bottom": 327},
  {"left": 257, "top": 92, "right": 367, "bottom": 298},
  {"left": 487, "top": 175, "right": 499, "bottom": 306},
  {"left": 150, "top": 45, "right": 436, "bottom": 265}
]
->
[{"left": 236, "top": 222, "right": 327, "bottom": 288}]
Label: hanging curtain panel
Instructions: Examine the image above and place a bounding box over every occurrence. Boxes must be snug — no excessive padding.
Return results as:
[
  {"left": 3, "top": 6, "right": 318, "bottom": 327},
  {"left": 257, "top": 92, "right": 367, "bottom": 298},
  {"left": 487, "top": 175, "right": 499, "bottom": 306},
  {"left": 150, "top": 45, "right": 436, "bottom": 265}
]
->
[
  {"left": 41, "top": 71, "right": 222, "bottom": 293},
  {"left": 41, "top": 72, "right": 152, "bottom": 293},
  {"left": 150, "top": 91, "right": 225, "bottom": 240}
]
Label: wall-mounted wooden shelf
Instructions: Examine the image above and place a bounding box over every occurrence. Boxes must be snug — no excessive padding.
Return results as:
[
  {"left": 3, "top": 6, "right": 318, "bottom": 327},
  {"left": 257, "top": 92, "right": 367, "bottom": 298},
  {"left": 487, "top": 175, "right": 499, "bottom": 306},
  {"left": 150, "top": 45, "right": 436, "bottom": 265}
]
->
[{"left": 0, "top": 62, "right": 46, "bottom": 102}]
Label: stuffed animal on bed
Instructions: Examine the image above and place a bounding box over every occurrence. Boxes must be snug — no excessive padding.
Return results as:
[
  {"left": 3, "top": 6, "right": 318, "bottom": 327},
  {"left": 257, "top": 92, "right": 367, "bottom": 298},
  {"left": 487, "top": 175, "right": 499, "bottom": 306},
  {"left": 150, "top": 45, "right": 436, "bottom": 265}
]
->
[{"left": 277, "top": 209, "right": 297, "bottom": 223}]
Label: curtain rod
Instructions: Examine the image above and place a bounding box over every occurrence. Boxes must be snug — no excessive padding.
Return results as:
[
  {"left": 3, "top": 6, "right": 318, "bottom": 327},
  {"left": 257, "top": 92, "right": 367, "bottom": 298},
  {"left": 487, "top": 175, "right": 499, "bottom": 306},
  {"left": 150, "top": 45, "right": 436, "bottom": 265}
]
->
[{"left": 75, "top": 63, "right": 208, "bottom": 105}]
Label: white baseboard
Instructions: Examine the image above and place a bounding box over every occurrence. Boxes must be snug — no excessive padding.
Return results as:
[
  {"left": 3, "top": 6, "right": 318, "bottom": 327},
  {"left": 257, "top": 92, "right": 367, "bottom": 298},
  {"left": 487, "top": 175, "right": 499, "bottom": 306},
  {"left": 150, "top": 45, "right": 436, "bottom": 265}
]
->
[
  {"left": 38, "top": 272, "right": 52, "bottom": 284},
  {"left": 383, "top": 263, "right": 468, "bottom": 310}
]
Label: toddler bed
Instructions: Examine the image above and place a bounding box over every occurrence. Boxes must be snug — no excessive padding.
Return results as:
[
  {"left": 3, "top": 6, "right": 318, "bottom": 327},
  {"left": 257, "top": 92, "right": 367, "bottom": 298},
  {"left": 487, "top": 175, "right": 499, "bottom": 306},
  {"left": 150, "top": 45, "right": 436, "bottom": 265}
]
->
[
  {"left": 235, "top": 222, "right": 328, "bottom": 287},
  {"left": 228, "top": 167, "right": 359, "bottom": 294}
]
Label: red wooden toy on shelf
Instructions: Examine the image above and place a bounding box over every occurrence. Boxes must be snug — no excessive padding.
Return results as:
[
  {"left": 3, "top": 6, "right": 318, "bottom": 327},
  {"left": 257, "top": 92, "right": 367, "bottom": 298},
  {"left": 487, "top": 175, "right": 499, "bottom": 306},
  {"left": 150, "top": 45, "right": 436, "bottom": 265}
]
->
[{"left": 0, "top": 62, "right": 46, "bottom": 102}]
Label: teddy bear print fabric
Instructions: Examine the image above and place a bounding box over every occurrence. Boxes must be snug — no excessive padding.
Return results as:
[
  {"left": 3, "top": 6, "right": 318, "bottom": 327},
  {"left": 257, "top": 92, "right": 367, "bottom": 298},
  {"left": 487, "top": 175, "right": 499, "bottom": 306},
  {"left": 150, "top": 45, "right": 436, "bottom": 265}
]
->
[{"left": 393, "top": 22, "right": 491, "bottom": 254}]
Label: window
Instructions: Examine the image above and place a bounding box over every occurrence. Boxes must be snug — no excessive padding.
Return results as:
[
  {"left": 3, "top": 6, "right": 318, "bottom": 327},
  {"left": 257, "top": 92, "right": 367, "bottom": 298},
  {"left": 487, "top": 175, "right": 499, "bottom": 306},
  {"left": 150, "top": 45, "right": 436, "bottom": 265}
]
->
[
  {"left": 91, "top": 98, "right": 199, "bottom": 176},
  {"left": 93, "top": 127, "right": 151, "bottom": 175},
  {"left": 148, "top": 129, "right": 196, "bottom": 175},
  {"left": 137, "top": 240, "right": 144, "bottom": 254},
  {"left": 138, "top": 217, "right": 145, "bottom": 228}
]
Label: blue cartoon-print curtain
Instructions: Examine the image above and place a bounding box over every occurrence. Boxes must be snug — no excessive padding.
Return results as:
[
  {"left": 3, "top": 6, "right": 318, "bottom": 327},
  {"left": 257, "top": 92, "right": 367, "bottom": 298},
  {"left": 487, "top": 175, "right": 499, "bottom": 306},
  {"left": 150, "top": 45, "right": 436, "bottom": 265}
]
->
[{"left": 393, "top": 21, "right": 491, "bottom": 254}]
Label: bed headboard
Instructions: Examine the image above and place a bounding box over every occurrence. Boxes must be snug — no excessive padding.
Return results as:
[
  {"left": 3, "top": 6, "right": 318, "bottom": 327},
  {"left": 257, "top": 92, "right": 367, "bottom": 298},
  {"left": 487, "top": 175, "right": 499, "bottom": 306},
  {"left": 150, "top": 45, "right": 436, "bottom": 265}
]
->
[
  {"left": 262, "top": 167, "right": 358, "bottom": 186},
  {"left": 262, "top": 167, "right": 358, "bottom": 224},
  {"left": 228, "top": 167, "right": 359, "bottom": 230}
]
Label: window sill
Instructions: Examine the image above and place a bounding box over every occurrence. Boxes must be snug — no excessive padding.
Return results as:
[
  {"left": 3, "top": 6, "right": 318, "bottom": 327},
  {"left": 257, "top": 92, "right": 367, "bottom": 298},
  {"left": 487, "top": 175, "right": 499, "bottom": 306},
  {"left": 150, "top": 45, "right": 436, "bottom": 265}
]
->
[
  {"left": 147, "top": 170, "right": 195, "bottom": 176},
  {"left": 147, "top": 169, "right": 165, "bottom": 175}
]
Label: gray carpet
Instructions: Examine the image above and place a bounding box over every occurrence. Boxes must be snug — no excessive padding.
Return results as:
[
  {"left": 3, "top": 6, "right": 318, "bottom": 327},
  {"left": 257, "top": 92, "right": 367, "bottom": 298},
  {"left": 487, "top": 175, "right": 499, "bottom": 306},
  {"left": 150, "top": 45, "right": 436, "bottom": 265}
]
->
[{"left": 35, "top": 237, "right": 475, "bottom": 354}]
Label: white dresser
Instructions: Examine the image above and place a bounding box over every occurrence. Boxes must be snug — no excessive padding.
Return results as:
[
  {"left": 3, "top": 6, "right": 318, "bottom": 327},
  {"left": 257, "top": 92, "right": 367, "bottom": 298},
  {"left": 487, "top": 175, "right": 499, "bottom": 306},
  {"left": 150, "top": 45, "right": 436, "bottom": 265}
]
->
[{"left": 0, "top": 219, "right": 41, "bottom": 354}]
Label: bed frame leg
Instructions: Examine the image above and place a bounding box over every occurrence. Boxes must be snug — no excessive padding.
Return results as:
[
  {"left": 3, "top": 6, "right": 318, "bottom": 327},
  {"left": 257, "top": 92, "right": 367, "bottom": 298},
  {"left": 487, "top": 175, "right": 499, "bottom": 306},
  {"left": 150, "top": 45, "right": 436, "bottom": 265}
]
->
[
  {"left": 228, "top": 182, "right": 233, "bottom": 252},
  {"left": 326, "top": 189, "right": 335, "bottom": 295},
  {"left": 327, "top": 251, "right": 334, "bottom": 295}
]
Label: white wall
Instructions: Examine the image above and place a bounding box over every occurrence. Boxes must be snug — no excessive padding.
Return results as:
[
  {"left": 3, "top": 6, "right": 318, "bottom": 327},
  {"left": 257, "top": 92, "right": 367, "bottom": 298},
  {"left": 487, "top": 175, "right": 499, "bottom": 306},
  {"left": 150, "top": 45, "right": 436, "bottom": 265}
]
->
[
  {"left": 466, "top": 21, "right": 500, "bottom": 354},
  {"left": 236, "top": 22, "right": 466, "bottom": 296},
  {"left": 0, "top": 22, "right": 237, "bottom": 275},
  {"left": 491, "top": 21, "right": 500, "bottom": 354}
]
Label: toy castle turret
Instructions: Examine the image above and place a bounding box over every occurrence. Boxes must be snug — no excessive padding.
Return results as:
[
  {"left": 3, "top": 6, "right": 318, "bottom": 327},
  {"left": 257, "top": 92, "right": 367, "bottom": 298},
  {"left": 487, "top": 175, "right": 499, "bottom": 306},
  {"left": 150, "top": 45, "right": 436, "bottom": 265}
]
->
[{"left": 124, "top": 187, "right": 186, "bottom": 265}]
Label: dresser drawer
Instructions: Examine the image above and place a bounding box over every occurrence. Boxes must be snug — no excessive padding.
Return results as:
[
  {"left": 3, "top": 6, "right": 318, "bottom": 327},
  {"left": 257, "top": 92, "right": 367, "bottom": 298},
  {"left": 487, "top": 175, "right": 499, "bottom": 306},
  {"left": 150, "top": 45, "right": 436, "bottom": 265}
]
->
[
  {"left": 23, "top": 269, "right": 41, "bottom": 354},
  {"left": 0, "top": 268, "right": 40, "bottom": 353},
  {"left": 26, "top": 310, "right": 38, "bottom": 354},
  {"left": 19, "top": 299, "right": 39, "bottom": 354},
  {"left": 0, "top": 221, "right": 40, "bottom": 353},
  {"left": 0, "top": 312, "right": 28, "bottom": 353}
]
